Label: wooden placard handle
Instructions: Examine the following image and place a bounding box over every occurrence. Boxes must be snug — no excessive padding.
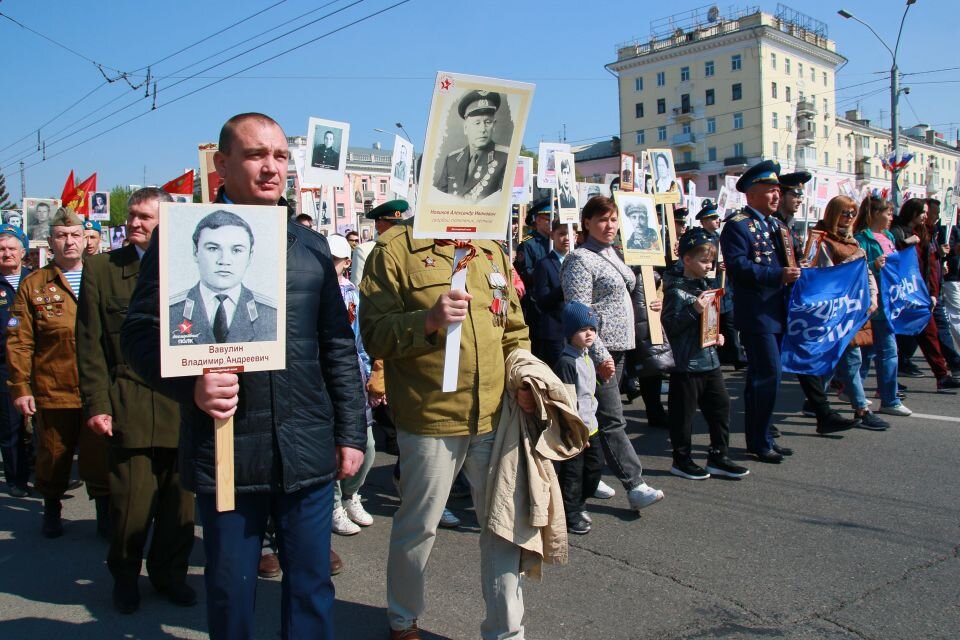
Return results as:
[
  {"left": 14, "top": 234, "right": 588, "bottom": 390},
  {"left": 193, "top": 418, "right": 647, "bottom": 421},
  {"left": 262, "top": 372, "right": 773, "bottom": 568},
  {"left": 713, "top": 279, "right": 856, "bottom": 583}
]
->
[
  {"left": 215, "top": 417, "right": 235, "bottom": 512},
  {"left": 640, "top": 265, "right": 663, "bottom": 345}
]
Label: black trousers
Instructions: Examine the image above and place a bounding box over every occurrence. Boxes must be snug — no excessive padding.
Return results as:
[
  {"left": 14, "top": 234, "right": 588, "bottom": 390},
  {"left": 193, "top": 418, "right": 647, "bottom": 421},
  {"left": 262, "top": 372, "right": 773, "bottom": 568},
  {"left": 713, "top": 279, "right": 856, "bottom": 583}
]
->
[
  {"left": 796, "top": 374, "right": 831, "bottom": 419},
  {"left": 667, "top": 368, "right": 730, "bottom": 462},
  {"left": 718, "top": 311, "right": 747, "bottom": 365},
  {"left": 554, "top": 434, "right": 604, "bottom": 516},
  {"left": 638, "top": 375, "right": 668, "bottom": 425}
]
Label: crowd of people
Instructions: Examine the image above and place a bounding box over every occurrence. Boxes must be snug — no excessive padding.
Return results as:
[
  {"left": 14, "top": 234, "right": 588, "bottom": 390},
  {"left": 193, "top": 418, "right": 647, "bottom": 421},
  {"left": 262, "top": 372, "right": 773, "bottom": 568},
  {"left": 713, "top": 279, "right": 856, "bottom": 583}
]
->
[{"left": 1, "top": 112, "right": 956, "bottom": 640}]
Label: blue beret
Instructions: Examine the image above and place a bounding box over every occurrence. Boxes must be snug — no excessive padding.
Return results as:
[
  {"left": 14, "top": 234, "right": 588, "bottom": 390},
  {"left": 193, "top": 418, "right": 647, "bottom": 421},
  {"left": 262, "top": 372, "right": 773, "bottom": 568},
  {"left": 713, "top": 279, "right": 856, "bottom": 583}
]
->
[
  {"left": 678, "top": 227, "right": 716, "bottom": 257},
  {"left": 83, "top": 220, "right": 102, "bottom": 233},
  {"left": 736, "top": 160, "right": 782, "bottom": 193},
  {"left": 0, "top": 223, "right": 28, "bottom": 250}
]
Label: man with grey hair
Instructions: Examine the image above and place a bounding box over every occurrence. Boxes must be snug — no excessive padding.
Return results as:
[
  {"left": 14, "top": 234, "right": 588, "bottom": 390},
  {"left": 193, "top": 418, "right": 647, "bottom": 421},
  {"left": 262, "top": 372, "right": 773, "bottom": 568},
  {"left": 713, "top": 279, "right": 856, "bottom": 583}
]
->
[{"left": 77, "top": 186, "right": 196, "bottom": 613}]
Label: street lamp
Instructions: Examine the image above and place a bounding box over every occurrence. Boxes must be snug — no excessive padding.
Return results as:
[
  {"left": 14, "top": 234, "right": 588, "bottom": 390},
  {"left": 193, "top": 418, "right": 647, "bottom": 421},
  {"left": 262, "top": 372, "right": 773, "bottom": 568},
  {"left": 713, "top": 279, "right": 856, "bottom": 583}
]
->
[{"left": 838, "top": 0, "right": 917, "bottom": 208}]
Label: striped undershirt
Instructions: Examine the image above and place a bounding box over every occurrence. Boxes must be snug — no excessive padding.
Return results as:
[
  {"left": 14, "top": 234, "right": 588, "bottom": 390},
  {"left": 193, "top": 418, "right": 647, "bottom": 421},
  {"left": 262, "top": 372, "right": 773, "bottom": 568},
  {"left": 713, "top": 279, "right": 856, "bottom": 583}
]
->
[
  {"left": 63, "top": 269, "right": 83, "bottom": 296},
  {"left": 4, "top": 273, "right": 21, "bottom": 290}
]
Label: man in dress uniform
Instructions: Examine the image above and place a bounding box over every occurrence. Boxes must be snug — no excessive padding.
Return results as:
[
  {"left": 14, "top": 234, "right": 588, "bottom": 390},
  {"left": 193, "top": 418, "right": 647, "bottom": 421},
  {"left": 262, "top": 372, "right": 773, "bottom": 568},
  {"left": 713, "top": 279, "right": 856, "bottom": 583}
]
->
[
  {"left": 7, "top": 208, "right": 109, "bottom": 536},
  {"left": 515, "top": 198, "right": 552, "bottom": 356},
  {"left": 557, "top": 158, "right": 577, "bottom": 209},
  {"left": 719, "top": 161, "right": 801, "bottom": 463},
  {"left": 83, "top": 219, "right": 102, "bottom": 256},
  {"left": 168, "top": 210, "right": 277, "bottom": 345},
  {"left": 77, "top": 187, "right": 196, "bottom": 613},
  {"left": 434, "top": 90, "right": 508, "bottom": 202},
  {"left": 312, "top": 130, "right": 340, "bottom": 169}
]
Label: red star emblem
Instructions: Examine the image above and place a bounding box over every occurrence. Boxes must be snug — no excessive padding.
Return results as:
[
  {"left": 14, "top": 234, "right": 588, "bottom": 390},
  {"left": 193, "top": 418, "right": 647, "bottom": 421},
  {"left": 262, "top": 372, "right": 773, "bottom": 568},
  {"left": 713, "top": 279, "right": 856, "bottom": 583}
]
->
[
  {"left": 423, "top": 257, "right": 436, "bottom": 267},
  {"left": 177, "top": 319, "right": 193, "bottom": 334},
  {"left": 440, "top": 78, "right": 452, "bottom": 91}
]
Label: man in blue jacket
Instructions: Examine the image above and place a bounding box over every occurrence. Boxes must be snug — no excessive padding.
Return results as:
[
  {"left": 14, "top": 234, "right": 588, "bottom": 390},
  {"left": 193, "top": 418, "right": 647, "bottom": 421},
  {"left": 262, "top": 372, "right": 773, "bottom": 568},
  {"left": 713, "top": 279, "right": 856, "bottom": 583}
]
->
[
  {"left": 122, "top": 112, "right": 367, "bottom": 640},
  {"left": 0, "top": 224, "right": 30, "bottom": 497},
  {"left": 720, "top": 160, "right": 800, "bottom": 463}
]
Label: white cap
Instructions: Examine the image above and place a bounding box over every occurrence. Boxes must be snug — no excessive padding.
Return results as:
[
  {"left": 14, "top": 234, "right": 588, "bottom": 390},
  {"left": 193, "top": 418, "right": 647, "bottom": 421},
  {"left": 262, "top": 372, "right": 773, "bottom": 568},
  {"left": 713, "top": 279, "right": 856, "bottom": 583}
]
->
[{"left": 327, "top": 234, "right": 352, "bottom": 259}]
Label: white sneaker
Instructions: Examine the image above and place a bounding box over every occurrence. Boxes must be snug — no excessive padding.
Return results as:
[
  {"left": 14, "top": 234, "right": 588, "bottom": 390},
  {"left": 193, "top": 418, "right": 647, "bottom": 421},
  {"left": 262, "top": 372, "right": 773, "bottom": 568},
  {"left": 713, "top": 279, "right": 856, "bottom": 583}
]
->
[
  {"left": 343, "top": 494, "right": 373, "bottom": 527},
  {"left": 879, "top": 403, "right": 913, "bottom": 416},
  {"left": 332, "top": 504, "right": 361, "bottom": 536},
  {"left": 593, "top": 480, "right": 616, "bottom": 499},
  {"left": 627, "top": 482, "right": 664, "bottom": 511},
  {"left": 438, "top": 508, "right": 461, "bottom": 529}
]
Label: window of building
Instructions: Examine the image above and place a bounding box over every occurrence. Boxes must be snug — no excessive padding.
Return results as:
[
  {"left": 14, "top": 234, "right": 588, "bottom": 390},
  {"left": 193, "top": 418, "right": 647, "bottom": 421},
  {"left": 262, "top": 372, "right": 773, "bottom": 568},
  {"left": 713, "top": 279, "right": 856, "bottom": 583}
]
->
[
  {"left": 657, "top": 98, "right": 666, "bottom": 114},
  {"left": 636, "top": 130, "right": 645, "bottom": 145},
  {"left": 772, "top": 82, "right": 778, "bottom": 99},
  {"left": 635, "top": 77, "right": 643, "bottom": 91},
  {"left": 680, "top": 66, "right": 690, "bottom": 82},
  {"left": 823, "top": 98, "right": 829, "bottom": 116},
  {"left": 682, "top": 122, "right": 691, "bottom": 134},
  {"left": 771, "top": 52, "right": 777, "bottom": 69},
  {"left": 847, "top": 135, "right": 852, "bottom": 149},
  {"left": 733, "top": 142, "right": 744, "bottom": 157},
  {"left": 772, "top": 112, "right": 778, "bottom": 129},
  {"left": 825, "top": 151, "right": 829, "bottom": 166},
  {"left": 731, "top": 54, "right": 742, "bottom": 71},
  {"left": 656, "top": 71, "right": 665, "bottom": 86},
  {"left": 798, "top": 62, "right": 803, "bottom": 77},
  {"left": 773, "top": 141, "right": 779, "bottom": 158},
  {"left": 681, "top": 93, "right": 690, "bottom": 113},
  {"left": 785, "top": 86, "right": 792, "bottom": 102},
  {"left": 787, "top": 144, "right": 793, "bottom": 160},
  {"left": 838, "top": 160, "right": 842, "bottom": 173},
  {"left": 657, "top": 126, "right": 667, "bottom": 141},
  {"left": 705, "top": 88, "right": 715, "bottom": 105},
  {"left": 706, "top": 117, "right": 716, "bottom": 134},
  {"left": 708, "top": 175, "right": 718, "bottom": 190},
  {"left": 379, "top": 181, "right": 387, "bottom": 194},
  {"left": 336, "top": 203, "right": 345, "bottom": 218},
  {"left": 708, "top": 147, "right": 717, "bottom": 161},
  {"left": 635, "top": 102, "right": 644, "bottom": 118},
  {"left": 848, "top": 159, "right": 853, "bottom": 173},
  {"left": 811, "top": 66, "right": 816, "bottom": 81},
  {"left": 732, "top": 83, "right": 742, "bottom": 100},
  {"left": 837, "top": 133, "right": 841, "bottom": 146},
  {"left": 705, "top": 60, "right": 715, "bottom": 76},
  {"left": 809, "top": 121, "right": 816, "bottom": 136},
  {"left": 683, "top": 151, "right": 692, "bottom": 163},
  {"left": 733, "top": 112, "right": 743, "bottom": 129},
  {"left": 799, "top": 90, "right": 804, "bottom": 101},
  {"left": 785, "top": 115, "right": 792, "bottom": 131},
  {"left": 823, "top": 71, "right": 828, "bottom": 87},
  {"left": 785, "top": 58, "right": 791, "bottom": 74}
]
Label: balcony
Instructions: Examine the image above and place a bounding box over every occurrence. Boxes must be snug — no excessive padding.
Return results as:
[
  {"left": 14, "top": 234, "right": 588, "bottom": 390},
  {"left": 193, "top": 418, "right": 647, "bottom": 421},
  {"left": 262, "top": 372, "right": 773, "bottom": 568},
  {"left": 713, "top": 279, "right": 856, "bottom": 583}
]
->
[
  {"left": 671, "top": 132, "right": 696, "bottom": 147},
  {"left": 674, "top": 161, "right": 701, "bottom": 172},
  {"left": 796, "top": 99, "right": 817, "bottom": 118},
  {"left": 724, "top": 156, "right": 748, "bottom": 167},
  {"left": 671, "top": 105, "right": 698, "bottom": 123},
  {"left": 795, "top": 146, "right": 817, "bottom": 170},
  {"left": 797, "top": 129, "right": 816, "bottom": 147},
  {"left": 855, "top": 159, "right": 871, "bottom": 182}
]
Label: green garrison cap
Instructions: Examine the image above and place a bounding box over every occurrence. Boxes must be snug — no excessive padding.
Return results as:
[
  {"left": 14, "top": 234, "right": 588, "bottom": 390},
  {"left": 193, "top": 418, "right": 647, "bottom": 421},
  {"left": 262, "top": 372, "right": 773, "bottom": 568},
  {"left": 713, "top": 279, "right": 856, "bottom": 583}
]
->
[
  {"left": 366, "top": 199, "right": 409, "bottom": 221},
  {"left": 51, "top": 207, "right": 84, "bottom": 228}
]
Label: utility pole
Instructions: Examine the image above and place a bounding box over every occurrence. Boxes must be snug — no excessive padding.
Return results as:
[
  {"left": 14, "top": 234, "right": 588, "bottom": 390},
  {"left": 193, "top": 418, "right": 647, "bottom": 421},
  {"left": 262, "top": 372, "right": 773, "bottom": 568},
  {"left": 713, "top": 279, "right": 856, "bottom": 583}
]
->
[{"left": 19, "top": 161, "right": 26, "bottom": 203}]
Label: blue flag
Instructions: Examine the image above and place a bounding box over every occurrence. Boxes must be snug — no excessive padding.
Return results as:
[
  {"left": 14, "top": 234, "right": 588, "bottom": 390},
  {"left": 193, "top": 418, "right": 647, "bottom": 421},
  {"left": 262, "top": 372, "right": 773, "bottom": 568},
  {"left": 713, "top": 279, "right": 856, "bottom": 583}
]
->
[
  {"left": 880, "top": 248, "right": 932, "bottom": 335},
  {"left": 781, "top": 259, "right": 871, "bottom": 376}
]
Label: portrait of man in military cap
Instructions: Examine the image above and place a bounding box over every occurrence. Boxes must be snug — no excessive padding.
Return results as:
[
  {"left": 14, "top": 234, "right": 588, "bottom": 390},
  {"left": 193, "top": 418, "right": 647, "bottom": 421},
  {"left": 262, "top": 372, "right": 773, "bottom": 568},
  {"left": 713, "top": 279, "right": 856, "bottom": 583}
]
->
[
  {"left": 24, "top": 198, "right": 60, "bottom": 244},
  {"left": 303, "top": 117, "right": 350, "bottom": 187},
  {"left": 1, "top": 210, "right": 24, "bottom": 230}
]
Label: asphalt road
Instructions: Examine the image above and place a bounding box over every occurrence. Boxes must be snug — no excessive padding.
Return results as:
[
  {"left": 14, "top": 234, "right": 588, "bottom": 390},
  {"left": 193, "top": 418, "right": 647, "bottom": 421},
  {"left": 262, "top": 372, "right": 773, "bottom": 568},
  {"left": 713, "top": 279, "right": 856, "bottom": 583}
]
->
[{"left": 0, "top": 363, "right": 958, "bottom": 639}]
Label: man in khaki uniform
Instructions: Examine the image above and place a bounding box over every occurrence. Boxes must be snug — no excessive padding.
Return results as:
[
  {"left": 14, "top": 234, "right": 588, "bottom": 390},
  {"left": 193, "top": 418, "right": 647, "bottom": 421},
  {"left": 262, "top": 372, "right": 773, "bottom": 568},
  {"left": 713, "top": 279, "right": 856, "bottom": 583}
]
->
[
  {"left": 7, "top": 207, "right": 108, "bottom": 537},
  {"left": 77, "top": 187, "right": 196, "bottom": 613},
  {"left": 360, "top": 219, "right": 533, "bottom": 640}
]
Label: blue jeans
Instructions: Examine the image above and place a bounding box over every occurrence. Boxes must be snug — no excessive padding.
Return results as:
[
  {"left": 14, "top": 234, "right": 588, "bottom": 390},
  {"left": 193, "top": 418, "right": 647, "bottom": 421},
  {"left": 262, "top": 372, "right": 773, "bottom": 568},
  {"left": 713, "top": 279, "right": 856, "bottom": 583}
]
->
[
  {"left": 835, "top": 345, "right": 868, "bottom": 411},
  {"left": 196, "top": 482, "right": 335, "bottom": 640},
  {"left": 861, "top": 317, "right": 901, "bottom": 408}
]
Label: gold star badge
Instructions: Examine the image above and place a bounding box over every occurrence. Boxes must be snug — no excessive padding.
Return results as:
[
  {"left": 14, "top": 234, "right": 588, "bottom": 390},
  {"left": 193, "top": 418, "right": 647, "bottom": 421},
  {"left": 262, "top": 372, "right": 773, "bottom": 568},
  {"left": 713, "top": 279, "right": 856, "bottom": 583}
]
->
[{"left": 423, "top": 257, "right": 436, "bottom": 267}]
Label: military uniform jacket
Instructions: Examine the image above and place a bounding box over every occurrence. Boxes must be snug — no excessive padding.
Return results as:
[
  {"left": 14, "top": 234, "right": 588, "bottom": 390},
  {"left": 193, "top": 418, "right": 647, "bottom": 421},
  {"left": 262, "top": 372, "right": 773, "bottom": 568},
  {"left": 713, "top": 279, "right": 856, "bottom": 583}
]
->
[
  {"left": 434, "top": 144, "right": 508, "bottom": 202},
  {"left": 517, "top": 230, "right": 550, "bottom": 284},
  {"left": 311, "top": 144, "right": 339, "bottom": 169},
  {"left": 719, "top": 206, "right": 789, "bottom": 334},
  {"left": 359, "top": 221, "right": 530, "bottom": 437},
  {"left": 76, "top": 245, "right": 180, "bottom": 449},
  {"left": 168, "top": 284, "right": 277, "bottom": 345},
  {"left": 6, "top": 263, "right": 82, "bottom": 408},
  {"left": 0, "top": 267, "right": 30, "bottom": 379}
]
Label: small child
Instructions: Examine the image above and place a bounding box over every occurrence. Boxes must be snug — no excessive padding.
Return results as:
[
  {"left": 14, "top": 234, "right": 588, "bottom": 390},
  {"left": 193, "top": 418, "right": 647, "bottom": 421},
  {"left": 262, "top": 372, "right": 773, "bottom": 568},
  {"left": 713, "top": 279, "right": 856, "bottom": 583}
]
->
[
  {"left": 661, "top": 229, "right": 750, "bottom": 481},
  {"left": 553, "top": 301, "right": 604, "bottom": 535}
]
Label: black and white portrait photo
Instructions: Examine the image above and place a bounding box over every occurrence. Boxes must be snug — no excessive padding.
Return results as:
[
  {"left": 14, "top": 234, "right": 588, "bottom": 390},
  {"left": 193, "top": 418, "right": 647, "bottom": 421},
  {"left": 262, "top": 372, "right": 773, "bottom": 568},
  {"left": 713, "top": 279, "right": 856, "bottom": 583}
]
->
[
  {"left": 90, "top": 192, "right": 108, "bottom": 214},
  {"left": 616, "top": 193, "right": 664, "bottom": 266},
  {"left": 415, "top": 72, "right": 533, "bottom": 240},
  {"left": 23, "top": 198, "right": 60, "bottom": 244},
  {"left": 537, "top": 141, "right": 569, "bottom": 190},
  {"left": 110, "top": 225, "right": 127, "bottom": 249},
  {"left": 577, "top": 183, "right": 608, "bottom": 207},
  {"left": 2, "top": 210, "right": 24, "bottom": 230},
  {"left": 620, "top": 153, "right": 635, "bottom": 192},
  {"left": 651, "top": 149, "right": 678, "bottom": 195},
  {"left": 390, "top": 135, "right": 414, "bottom": 197},
  {"left": 554, "top": 151, "right": 578, "bottom": 222},
  {"left": 303, "top": 117, "right": 350, "bottom": 188}
]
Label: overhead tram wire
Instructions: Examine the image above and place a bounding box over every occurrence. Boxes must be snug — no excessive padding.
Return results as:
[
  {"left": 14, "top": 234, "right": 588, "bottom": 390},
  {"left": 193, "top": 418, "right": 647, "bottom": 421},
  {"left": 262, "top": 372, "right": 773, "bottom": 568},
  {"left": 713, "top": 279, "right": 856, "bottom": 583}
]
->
[
  {"left": 13, "top": 0, "right": 413, "bottom": 172},
  {"left": 0, "top": 0, "right": 362, "bottom": 170}
]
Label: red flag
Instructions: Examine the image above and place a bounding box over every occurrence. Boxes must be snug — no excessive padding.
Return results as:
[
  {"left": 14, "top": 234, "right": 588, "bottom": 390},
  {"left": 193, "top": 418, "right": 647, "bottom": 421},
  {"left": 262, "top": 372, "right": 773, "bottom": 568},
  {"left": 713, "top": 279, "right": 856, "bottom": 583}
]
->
[
  {"left": 60, "top": 170, "right": 75, "bottom": 203},
  {"left": 162, "top": 169, "right": 194, "bottom": 196},
  {"left": 64, "top": 173, "right": 97, "bottom": 215}
]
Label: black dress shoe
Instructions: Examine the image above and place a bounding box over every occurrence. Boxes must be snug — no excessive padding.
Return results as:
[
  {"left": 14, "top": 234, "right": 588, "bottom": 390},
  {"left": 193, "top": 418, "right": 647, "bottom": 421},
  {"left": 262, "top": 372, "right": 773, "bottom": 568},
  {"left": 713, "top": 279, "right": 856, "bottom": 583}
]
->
[
  {"left": 42, "top": 498, "right": 63, "bottom": 538},
  {"left": 748, "top": 449, "right": 783, "bottom": 463},
  {"left": 113, "top": 579, "right": 140, "bottom": 614},
  {"left": 816, "top": 413, "right": 856, "bottom": 435},
  {"left": 769, "top": 425, "right": 781, "bottom": 438},
  {"left": 771, "top": 444, "right": 793, "bottom": 456},
  {"left": 156, "top": 582, "right": 197, "bottom": 607}
]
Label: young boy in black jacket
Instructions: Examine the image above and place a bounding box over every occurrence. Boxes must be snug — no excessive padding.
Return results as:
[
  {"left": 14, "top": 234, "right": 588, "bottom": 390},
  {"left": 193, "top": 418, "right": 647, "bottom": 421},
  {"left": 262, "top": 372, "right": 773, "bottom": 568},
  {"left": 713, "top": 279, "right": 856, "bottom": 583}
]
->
[
  {"left": 662, "top": 228, "right": 750, "bottom": 480},
  {"left": 553, "top": 301, "right": 604, "bottom": 534}
]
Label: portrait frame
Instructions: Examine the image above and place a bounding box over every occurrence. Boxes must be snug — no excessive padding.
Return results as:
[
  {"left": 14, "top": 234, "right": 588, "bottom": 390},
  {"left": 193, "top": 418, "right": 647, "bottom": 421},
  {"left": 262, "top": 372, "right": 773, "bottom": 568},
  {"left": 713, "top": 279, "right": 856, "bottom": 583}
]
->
[
  {"left": 716, "top": 186, "right": 730, "bottom": 218},
  {"left": 414, "top": 71, "right": 534, "bottom": 240},
  {"left": 109, "top": 226, "right": 127, "bottom": 250},
  {"left": 158, "top": 202, "right": 287, "bottom": 378},
  {"left": 1, "top": 209, "right": 24, "bottom": 231},
  {"left": 619, "top": 153, "right": 636, "bottom": 193},
  {"left": 699, "top": 288, "right": 723, "bottom": 347},
  {"left": 803, "top": 229, "right": 825, "bottom": 266},
  {"left": 89, "top": 191, "right": 110, "bottom": 221},
  {"left": 615, "top": 192, "right": 664, "bottom": 267},
  {"left": 390, "top": 134, "right": 414, "bottom": 197},
  {"left": 304, "top": 117, "right": 350, "bottom": 188},
  {"left": 198, "top": 144, "right": 222, "bottom": 204},
  {"left": 577, "top": 182, "right": 608, "bottom": 208},
  {"left": 648, "top": 148, "right": 681, "bottom": 204},
  {"left": 536, "top": 142, "right": 569, "bottom": 191},
  {"left": 23, "top": 197, "right": 61, "bottom": 247},
  {"left": 554, "top": 151, "right": 579, "bottom": 224}
]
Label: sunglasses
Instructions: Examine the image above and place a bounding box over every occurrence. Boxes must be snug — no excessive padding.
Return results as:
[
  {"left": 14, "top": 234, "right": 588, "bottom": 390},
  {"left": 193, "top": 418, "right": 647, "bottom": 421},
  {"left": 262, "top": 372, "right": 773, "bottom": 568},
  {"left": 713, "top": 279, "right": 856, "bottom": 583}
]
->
[{"left": 840, "top": 210, "right": 857, "bottom": 218}]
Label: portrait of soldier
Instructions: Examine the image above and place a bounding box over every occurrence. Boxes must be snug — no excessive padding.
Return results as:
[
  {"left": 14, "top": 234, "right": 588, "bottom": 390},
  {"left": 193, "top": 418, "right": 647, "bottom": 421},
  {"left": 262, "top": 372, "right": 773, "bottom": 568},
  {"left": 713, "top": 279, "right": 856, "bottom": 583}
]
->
[
  {"left": 434, "top": 89, "right": 509, "bottom": 202},
  {"left": 394, "top": 144, "right": 408, "bottom": 181},
  {"left": 2, "top": 210, "right": 23, "bottom": 229},
  {"left": 169, "top": 209, "right": 277, "bottom": 346},
  {"left": 311, "top": 129, "right": 340, "bottom": 170},
  {"left": 558, "top": 158, "right": 577, "bottom": 209},
  {"left": 91, "top": 192, "right": 108, "bottom": 214},
  {"left": 28, "top": 200, "right": 54, "bottom": 242},
  {"left": 625, "top": 201, "right": 661, "bottom": 251}
]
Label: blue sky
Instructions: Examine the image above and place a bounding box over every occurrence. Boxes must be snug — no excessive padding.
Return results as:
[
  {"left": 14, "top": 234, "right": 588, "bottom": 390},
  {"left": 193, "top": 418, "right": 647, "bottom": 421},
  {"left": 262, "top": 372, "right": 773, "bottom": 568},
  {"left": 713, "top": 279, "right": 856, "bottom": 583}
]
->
[{"left": 1, "top": 0, "right": 956, "bottom": 200}]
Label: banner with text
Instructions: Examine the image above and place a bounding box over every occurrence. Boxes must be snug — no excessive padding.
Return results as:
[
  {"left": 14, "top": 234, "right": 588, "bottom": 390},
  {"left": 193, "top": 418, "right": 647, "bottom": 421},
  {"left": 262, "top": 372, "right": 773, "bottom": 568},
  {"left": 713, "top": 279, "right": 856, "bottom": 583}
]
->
[{"left": 880, "top": 248, "right": 932, "bottom": 335}]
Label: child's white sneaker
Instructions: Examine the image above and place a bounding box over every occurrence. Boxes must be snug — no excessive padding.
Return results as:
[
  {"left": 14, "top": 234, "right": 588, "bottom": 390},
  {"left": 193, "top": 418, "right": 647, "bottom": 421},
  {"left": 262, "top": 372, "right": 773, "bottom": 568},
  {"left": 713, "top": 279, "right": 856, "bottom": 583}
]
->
[
  {"left": 343, "top": 494, "right": 373, "bottom": 527},
  {"left": 332, "top": 504, "right": 361, "bottom": 535}
]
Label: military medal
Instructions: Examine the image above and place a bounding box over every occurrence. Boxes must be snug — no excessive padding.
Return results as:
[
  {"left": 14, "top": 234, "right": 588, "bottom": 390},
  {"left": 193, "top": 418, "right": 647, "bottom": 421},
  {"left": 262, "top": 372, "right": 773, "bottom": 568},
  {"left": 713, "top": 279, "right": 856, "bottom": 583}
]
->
[
  {"left": 489, "top": 265, "right": 507, "bottom": 288},
  {"left": 423, "top": 257, "right": 436, "bottom": 268}
]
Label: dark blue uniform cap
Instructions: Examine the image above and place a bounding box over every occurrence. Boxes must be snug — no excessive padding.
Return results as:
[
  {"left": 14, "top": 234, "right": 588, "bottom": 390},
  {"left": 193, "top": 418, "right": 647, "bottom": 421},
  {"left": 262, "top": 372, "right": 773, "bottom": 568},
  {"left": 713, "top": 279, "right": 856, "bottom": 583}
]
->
[
  {"left": 778, "top": 171, "right": 811, "bottom": 190},
  {"left": 0, "top": 223, "right": 28, "bottom": 250},
  {"left": 695, "top": 200, "right": 719, "bottom": 220},
  {"left": 678, "top": 227, "right": 716, "bottom": 257},
  {"left": 365, "top": 199, "right": 409, "bottom": 221},
  {"left": 736, "top": 160, "right": 782, "bottom": 193},
  {"left": 525, "top": 198, "right": 554, "bottom": 226}
]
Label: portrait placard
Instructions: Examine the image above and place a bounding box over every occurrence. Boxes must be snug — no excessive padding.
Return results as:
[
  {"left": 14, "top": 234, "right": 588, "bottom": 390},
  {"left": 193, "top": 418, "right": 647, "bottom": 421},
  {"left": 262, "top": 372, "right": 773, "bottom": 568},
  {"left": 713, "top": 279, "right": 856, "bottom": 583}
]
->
[
  {"left": 511, "top": 155, "right": 533, "bottom": 205},
  {"left": 716, "top": 186, "right": 730, "bottom": 218},
  {"left": 159, "top": 203, "right": 287, "bottom": 378},
  {"left": 649, "top": 148, "right": 681, "bottom": 204},
  {"left": 23, "top": 198, "right": 61, "bottom": 246},
  {"left": 415, "top": 71, "right": 534, "bottom": 240},
  {"left": 724, "top": 175, "right": 744, "bottom": 209},
  {"left": 554, "top": 151, "right": 579, "bottom": 223},
  {"left": 1, "top": 209, "right": 24, "bottom": 231},
  {"left": 536, "top": 142, "right": 569, "bottom": 191},
  {"left": 304, "top": 117, "right": 350, "bottom": 188},
  {"left": 619, "top": 153, "right": 635, "bottom": 193},
  {"left": 616, "top": 192, "right": 664, "bottom": 266},
  {"left": 577, "top": 182, "right": 609, "bottom": 207},
  {"left": 699, "top": 288, "right": 723, "bottom": 347},
  {"left": 109, "top": 226, "right": 126, "bottom": 250},
  {"left": 89, "top": 191, "right": 110, "bottom": 221},
  {"left": 390, "top": 135, "right": 414, "bottom": 197},
  {"left": 803, "top": 229, "right": 825, "bottom": 266},
  {"left": 198, "top": 144, "right": 222, "bottom": 204}
]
